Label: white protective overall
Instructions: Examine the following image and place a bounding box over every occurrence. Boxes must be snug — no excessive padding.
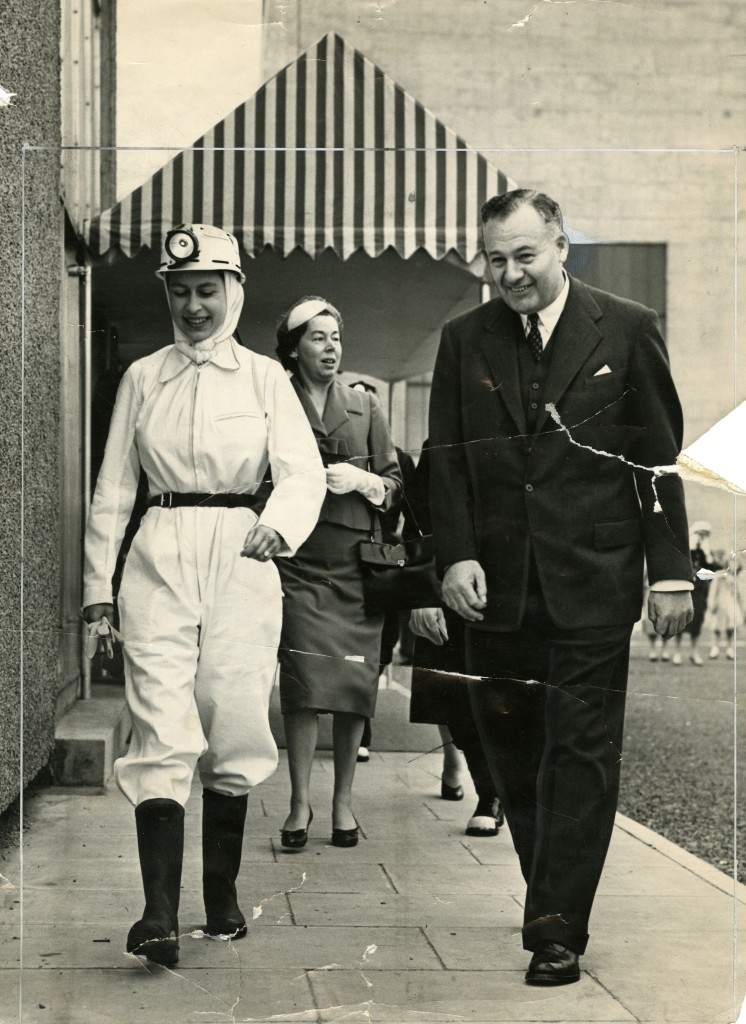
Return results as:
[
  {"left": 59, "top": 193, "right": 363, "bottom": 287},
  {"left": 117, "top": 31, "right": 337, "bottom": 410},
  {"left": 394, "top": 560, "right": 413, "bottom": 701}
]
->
[{"left": 84, "top": 332, "right": 325, "bottom": 808}]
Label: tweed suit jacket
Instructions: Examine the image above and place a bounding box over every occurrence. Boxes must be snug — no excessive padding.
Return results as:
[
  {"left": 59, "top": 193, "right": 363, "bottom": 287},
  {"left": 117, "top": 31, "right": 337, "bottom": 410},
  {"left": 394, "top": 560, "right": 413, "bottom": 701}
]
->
[
  {"left": 428, "top": 276, "right": 693, "bottom": 630},
  {"left": 291, "top": 376, "right": 402, "bottom": 532}
]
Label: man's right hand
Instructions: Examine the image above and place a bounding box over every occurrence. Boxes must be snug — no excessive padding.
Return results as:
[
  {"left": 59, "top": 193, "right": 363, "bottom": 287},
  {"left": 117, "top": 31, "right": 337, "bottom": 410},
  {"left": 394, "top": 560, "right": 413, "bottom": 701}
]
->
[{"left": 441, "top": 560, "right": 488, "bottom": 622}]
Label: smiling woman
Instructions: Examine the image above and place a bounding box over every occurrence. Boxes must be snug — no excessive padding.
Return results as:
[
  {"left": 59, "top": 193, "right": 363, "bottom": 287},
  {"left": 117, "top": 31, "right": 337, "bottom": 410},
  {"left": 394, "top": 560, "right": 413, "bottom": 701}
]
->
[
  {"left": 81, "top": 224, "right": 325, "bottom": 966},
  {"left": 166, "top": 272, "right": 228, "bottom": 344}
]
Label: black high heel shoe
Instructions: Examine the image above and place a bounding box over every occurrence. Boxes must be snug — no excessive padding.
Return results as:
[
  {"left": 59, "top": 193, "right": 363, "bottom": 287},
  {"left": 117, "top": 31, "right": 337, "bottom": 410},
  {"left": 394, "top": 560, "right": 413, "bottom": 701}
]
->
[
  {"left": 440, "top": 777, "right": 464, "bottom": 801},
  {"left": 280, "top": 809, "right": 313, "bottom": 850},
  {"left": 331, "top": 825, "right": 359, "bottom": 848}
]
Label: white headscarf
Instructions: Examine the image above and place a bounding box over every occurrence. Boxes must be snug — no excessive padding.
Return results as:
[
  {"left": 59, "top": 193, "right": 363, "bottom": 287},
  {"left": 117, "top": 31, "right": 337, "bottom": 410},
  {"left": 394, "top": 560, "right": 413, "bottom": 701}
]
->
[{"left": 165, "top": 272, "right": 245, "bottom": 365}]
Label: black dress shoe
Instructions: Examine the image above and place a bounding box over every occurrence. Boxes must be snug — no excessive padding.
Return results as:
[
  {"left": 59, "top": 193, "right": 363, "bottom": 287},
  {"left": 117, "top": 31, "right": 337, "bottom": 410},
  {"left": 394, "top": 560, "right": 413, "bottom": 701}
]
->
[
  {"left": 280, "top": 809, "right": 313, "bottom": 850},
  {"left": 525, "top": 942, "right": 580, "bottom": 985},
  {"left": 331, "top": 825, "right": 359, "bottom": 848},
  {"left": 440, "top": 778, "right": 464, "bottom": 801}
]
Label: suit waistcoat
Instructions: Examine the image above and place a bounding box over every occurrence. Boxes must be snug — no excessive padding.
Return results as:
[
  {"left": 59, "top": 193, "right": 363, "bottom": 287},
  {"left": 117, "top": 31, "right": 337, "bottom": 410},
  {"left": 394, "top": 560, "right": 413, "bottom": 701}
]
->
[{"left": 517, "top": 327, "right": 557, "bottom": 434}]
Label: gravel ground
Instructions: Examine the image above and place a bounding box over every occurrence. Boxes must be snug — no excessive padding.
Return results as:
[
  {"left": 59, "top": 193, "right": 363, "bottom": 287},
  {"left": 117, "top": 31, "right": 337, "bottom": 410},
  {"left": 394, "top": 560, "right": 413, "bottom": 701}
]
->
[{"left": 619, "top": 643, "right": 744, "bottom": 883}]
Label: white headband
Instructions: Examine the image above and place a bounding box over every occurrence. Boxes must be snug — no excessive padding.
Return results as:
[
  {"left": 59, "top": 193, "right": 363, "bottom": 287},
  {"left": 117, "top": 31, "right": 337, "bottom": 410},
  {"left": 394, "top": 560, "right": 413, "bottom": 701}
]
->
[{"left": 287, "top": 298, "right": 337, "bottom": 332}]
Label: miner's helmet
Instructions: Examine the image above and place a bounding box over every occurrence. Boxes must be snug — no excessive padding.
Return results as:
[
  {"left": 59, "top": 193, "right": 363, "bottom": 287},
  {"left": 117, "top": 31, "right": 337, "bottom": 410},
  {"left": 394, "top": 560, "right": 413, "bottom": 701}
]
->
[{"left": 156, "top": 223, "right": 245, "bottom": 284}]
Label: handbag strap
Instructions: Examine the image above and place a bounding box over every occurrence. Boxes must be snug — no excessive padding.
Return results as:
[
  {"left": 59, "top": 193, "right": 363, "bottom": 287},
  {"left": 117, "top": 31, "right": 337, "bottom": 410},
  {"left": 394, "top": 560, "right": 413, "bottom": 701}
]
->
[
  {"left": 400, "top": 487, "right": 425, "bottom": 539},
  {"left": 369, "top": 469, "right": 426, "bottom": 542}
]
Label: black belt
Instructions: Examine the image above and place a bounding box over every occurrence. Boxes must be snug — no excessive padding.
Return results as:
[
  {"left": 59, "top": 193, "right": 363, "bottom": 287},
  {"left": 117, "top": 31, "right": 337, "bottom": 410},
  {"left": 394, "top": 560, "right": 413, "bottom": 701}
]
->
[{"left": 148, "top": 492, "right": 259, "bottom": 510}]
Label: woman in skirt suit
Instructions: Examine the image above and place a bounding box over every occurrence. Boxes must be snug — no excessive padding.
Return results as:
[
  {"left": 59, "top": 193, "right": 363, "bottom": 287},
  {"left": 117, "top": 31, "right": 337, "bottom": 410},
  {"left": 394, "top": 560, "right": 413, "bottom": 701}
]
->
[{"left": 275, "top": 296, "right": 402, "bottom": 848}]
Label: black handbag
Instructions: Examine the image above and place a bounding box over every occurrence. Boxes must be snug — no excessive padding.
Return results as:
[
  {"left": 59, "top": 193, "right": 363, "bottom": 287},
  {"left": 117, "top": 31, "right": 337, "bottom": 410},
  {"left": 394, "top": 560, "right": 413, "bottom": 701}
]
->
[{"left": 359, "top": 532, "right": 441, "bottom": 615}]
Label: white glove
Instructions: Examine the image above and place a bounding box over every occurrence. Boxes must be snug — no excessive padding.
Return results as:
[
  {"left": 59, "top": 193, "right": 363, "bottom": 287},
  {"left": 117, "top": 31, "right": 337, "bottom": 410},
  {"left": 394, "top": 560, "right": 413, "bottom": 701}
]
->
[
  {"left": 325, "top": 463, "right": 386, "bottom": 504},
  {"left": 84, "top": 616, "right": 123, "bottom": 660},
  {"left": 409, "top": 607, "right": 449, "bottom": 646}
]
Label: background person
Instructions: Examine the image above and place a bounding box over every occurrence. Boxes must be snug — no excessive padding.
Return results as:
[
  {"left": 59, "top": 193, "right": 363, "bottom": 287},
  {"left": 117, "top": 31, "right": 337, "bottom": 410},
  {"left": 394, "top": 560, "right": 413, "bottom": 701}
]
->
[
  {"left": 406, "top": 441, "right": 503, "bottom": 836},
  {"left": 429, "top": 190, "right": 693, "bottom": 985},
  {"left": 275, "top": 298, "right": 402, "bottom": 849},
  {"left": 347, "top": 382, "right": 417, "bottom": 763},
  {"left": 707, "top": 550, "right": 744, "bottom": 660},
  {"left": 670, "top": 521, "right": 718, "bottom": 665},
  {"left": 83, "top": 225, "right": 325, "bottom": 964}
]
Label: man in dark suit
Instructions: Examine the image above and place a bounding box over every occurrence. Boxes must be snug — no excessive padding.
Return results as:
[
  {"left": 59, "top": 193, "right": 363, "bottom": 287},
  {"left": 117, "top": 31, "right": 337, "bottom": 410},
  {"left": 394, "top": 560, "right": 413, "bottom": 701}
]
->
[{"left": 428, "top": 189, "right": 693, "bottom": 985}]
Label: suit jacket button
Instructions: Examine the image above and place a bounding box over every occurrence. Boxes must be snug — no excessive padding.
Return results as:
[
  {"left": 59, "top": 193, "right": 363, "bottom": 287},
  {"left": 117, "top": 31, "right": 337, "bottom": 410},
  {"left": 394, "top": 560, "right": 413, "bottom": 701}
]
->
[
  {"left": 530, "top": 401, "right": 538, "bottom": 410},
  {"left": 531, "top": 382, "right": 540, "bottom": 390},
  {"left": 525, "top": 483, "right": 534, "bottom": 492}
]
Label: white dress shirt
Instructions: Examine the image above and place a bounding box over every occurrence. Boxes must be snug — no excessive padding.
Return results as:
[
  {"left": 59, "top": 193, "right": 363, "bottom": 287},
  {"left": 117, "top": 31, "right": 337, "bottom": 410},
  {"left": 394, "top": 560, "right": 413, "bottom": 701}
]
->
[{"left": 519, "top": 272, "right": 570, "bottom": 348}]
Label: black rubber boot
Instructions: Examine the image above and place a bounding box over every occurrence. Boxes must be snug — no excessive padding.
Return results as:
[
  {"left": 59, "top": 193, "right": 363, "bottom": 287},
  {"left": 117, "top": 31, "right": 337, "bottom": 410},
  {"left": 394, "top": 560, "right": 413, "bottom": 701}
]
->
[
  {"left": 201, "top": 789, "right": 248, "bottom": 939},
  {"left": 127, "top": 798, "right": 184, "bottom": 965}
]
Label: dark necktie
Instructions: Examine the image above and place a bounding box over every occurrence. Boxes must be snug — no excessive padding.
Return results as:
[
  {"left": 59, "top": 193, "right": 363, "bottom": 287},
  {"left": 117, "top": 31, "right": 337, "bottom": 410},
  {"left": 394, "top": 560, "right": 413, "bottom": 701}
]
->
[{"left": 526, "top": 313, "right": 543, "bottom": 362}]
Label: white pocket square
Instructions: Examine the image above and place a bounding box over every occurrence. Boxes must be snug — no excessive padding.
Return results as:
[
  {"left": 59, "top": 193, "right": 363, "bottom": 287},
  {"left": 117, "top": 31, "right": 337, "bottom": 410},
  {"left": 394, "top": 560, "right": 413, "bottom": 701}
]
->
[{"left": 593, "top": 364, "right": 612, "bottom": 377}]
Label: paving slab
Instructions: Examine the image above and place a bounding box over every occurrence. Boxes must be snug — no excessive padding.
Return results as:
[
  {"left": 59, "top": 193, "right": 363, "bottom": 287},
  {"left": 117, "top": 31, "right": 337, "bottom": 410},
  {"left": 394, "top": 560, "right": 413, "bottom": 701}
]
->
[
  {"left": 385, "top": 861, "right": 525, "bottom": 896},
  {"left": 0, "top": 968, "right": 315, "bottom": 1024},
  {"left": 595, "top": 860, "right": 729, "bottom": 897},
  {"left": 309, "top": 969, "right": 635, "bottom": 1022},
  {"left": 288, "top": 891, "right": 523, "bottom": 929},
  {"left": 1, "top": 923, "right": 440, "bottom": 974},
  {"left": 588, "top": 894, "right": 737, "bottom": 934},
  {"left": 271, "top": 837, "right": 482, "bottom": 867},
  {"left": 590, "top": 961, "right": 740, "bottom": 1024},
  {"left": 425, "top": 927, "right": 533, "bottom": 971},
  {"left": 5, "top": 889, "right": 292, "bottom": 930}
]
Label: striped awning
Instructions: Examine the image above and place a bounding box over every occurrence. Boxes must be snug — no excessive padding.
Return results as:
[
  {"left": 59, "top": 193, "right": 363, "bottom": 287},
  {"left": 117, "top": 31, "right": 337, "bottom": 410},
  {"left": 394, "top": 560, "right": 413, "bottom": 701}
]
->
[{"left": 86, "top": 32, "right": 515, "bottom": 262}]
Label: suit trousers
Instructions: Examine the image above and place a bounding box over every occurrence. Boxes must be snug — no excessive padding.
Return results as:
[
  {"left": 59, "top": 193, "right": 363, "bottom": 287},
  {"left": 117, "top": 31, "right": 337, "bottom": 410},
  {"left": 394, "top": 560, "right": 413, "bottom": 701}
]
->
[{"left": 465, "top": 582, "right": 632, "bottom": 955}]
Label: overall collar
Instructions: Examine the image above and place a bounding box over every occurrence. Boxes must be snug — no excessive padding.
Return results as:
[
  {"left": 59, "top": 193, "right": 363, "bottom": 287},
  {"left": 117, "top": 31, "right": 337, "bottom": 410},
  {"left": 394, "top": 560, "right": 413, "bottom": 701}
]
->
[{"left": 157, "top": 337, "right": 241, "bottom": 382}]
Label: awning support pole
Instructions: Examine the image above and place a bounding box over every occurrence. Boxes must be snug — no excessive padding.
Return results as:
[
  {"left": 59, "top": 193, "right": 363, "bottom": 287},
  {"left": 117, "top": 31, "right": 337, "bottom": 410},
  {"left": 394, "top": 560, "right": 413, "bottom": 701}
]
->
[{"left": 68, "top": 262, "right": 93, "bottom": 700}]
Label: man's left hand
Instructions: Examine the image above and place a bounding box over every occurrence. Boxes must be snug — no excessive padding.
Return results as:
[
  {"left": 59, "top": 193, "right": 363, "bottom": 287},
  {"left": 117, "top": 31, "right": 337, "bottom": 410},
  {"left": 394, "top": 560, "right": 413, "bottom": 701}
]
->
[{"left": 648, "top": 590, "right": 694, "bottom": 639}]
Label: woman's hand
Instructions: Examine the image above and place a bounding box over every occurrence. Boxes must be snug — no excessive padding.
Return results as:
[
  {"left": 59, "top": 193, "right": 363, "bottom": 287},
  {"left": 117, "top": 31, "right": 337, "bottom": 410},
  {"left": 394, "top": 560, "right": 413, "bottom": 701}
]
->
[
  {"left": 326, "top": 463, "right": 385, "bottom": 504},
  {"left": 325, "top": 463, "right": 368, "bottom": 494},
  {"left": 241, "top": 524, "right": 283, "bottom": 561},
  {"left": 409, "top": 607, "right": 449, "bottom": 646}
]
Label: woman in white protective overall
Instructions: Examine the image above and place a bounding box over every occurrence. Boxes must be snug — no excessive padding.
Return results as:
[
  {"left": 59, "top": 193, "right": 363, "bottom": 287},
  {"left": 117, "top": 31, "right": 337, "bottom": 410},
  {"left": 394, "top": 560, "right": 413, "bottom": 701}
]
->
[{"left": 82, "top": 224, "right": 325, "bottom": 966}]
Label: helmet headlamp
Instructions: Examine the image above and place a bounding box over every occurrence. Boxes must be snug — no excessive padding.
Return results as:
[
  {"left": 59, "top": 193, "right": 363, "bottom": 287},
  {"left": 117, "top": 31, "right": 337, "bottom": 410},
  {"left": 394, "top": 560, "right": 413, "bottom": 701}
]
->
[{"left": 164, "top": 227, "right": 200, "bottom": 265}]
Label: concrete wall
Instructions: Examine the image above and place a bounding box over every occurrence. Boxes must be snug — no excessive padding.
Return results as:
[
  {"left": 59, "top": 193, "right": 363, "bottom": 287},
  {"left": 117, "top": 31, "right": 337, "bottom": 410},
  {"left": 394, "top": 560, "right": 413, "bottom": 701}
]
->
[
  {"left": 0, "top": 1, "right": 62, "bottom": 813},
  {"left": 263, "top": 0, "right": 745, "bottom": 544}
]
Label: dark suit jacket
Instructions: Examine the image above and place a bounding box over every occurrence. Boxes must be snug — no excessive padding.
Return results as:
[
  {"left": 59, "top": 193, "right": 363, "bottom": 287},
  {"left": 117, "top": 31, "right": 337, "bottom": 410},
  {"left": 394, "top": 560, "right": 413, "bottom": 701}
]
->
[
  {"left": 429, "top": 276, "right": 692, "bottom": 630},
  {"left": 291, "top": 376, "right": 402, "bottom": 532}
]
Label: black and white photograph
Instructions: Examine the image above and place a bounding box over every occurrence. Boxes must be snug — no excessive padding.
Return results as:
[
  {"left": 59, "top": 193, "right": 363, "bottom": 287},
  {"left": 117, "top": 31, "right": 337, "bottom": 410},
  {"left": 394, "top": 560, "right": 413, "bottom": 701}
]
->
[{"left": 1, "top": 1, "right": 745, "bottom": 1021}]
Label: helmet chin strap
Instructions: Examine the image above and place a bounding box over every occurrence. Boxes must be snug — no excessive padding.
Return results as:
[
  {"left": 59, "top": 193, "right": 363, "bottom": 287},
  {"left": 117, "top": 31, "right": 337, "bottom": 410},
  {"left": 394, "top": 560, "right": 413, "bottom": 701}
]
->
[{"left": 167, "top": 273, "right": 245, "bottom": 364}]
